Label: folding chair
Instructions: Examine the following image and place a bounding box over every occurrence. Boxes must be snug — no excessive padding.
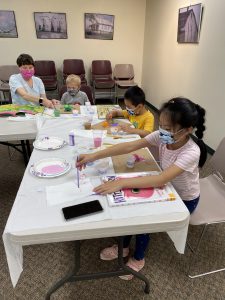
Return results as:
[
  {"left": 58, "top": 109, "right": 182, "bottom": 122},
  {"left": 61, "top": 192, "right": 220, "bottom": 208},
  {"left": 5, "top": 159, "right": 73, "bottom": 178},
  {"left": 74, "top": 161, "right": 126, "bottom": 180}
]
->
[
  {"left": 91, "top": 60, "right": 115, "bottom": 102},
  {"left": 187, "top": 137, "right": 225, "bottom": 278},
  {"left": 113, "top": 64, "right": 137, "bottom": 102},
  {"left": 34, "top": 60, "right": 58, "bottom": 92},
  {"left": 63, "top": 59, "right": 87, "bottom": 84},
  {"left": 0, "top": 65, "right": 19, "bottom": 103}
]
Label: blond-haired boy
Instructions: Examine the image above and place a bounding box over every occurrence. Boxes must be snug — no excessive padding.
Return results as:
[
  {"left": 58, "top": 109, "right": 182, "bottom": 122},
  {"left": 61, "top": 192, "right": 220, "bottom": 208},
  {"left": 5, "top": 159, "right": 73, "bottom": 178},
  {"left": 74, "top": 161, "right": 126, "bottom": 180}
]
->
[{"left": 61, "top": 74, "right": 90, "bottom": 105}]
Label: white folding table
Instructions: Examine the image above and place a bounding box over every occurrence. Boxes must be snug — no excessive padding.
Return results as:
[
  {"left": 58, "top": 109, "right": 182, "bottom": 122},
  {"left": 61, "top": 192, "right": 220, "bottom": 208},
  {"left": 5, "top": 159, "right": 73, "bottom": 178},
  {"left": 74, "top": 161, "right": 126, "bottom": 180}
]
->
[{"left": 2, "top": 117, "right": 190, "bottom": 299}]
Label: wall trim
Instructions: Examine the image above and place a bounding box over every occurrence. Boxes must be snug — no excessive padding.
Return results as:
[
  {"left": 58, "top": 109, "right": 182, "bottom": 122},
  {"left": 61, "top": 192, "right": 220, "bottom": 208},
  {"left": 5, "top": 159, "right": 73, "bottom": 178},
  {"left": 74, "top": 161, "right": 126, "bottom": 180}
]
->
[{"left": 146, "top": 102, "right": 215, "bottom": 155}]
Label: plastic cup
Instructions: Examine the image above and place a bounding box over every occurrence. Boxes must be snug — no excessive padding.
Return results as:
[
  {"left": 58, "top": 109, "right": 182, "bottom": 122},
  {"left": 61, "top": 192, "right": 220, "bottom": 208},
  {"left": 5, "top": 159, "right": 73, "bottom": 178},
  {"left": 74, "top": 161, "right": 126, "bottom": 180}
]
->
[
  {"left": 93, "top": 130, "right": 103, "bottom": 148},
  {"left": 97, "top": 159, "right": 110, "bottom": 175},
  {"left": 84, "top": 122, "right": 92, "bottom": 130}
]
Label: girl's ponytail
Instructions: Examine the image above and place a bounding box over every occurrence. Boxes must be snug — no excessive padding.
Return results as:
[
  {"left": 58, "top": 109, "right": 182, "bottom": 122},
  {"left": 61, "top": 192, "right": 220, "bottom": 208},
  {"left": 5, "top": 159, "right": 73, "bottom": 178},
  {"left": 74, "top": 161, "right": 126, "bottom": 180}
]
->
[{"left": 194, "top": 104, "right": 207, "bottom": 167}]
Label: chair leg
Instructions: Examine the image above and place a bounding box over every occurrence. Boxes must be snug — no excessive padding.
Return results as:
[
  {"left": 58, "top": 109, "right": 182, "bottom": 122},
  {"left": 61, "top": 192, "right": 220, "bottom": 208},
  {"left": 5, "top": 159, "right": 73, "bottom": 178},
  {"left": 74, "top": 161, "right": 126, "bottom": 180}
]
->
[{"left": 187, "top": 224, "right": 225, "bottom": 278}]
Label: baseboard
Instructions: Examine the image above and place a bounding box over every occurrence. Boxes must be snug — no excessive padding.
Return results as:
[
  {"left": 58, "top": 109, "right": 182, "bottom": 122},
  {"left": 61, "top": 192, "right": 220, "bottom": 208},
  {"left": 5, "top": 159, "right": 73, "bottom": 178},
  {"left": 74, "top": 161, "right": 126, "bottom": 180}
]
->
[{"left": 146, "top": 102, "right": 215, "bottom": 155}]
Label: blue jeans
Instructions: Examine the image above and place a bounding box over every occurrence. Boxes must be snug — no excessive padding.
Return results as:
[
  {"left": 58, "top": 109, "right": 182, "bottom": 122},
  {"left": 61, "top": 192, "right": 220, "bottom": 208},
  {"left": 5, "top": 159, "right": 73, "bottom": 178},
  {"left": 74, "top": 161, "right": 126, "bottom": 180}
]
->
[{"left": 123, "top": 196, "right": 200, "bottom": 260}]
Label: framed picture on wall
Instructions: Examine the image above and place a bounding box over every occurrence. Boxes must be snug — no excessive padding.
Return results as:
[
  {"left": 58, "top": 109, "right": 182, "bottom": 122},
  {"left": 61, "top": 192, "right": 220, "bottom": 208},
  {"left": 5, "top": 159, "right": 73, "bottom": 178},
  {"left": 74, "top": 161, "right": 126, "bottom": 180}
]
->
[
  {"left": 84, "top": 13, "right": 114, "bottom": 40},
  {"left": 0, "top": 10, "right": 18, "bottom": 38},
  {"left": 34, "top": 12, "right": 67, "bottom": 39},
  {"left": 177, "top": 3, "right": 203, "bottom": 43}
]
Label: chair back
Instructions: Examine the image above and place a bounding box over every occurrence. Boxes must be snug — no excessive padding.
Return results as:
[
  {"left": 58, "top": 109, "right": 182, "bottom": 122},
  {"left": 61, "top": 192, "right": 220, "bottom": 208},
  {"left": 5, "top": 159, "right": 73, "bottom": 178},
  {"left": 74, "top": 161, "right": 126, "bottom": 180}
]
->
[
  {"left": 34, "top": 60, "right": 57, "bottom": 90},
  {"left": 210, "top": 137, "right": 225, "bottom": 176},
  {"left": 34, "top": 60, "right": 57, "bottom": 77},
  {"left": 60, "top": 85, "right": 94, "bottom": 104},
  {"left": 92, "top": 60, "right": 112, "bottom": 77},
  {"left": 114, "top": 64, "right": 134, "bottom": 80},
  {"left": 63, "top": 59, "right": 86, "bottom": 84},
  {"left": 0, "top": 65, "right": 19, "bottom": 82}
]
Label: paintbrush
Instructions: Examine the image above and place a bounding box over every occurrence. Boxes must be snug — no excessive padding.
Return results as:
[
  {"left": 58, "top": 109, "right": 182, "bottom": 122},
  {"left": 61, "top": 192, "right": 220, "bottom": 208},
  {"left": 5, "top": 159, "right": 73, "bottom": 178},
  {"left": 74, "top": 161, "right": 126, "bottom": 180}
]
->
[{"left": 76, "top": 156, "right": 80, "bottom": 188}]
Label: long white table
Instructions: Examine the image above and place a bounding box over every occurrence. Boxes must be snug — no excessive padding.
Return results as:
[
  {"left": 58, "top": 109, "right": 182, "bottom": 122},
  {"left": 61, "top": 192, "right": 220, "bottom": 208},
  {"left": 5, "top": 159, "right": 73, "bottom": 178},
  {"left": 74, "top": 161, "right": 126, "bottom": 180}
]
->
[{"left": 2, "top": 116, "right": 190, "bottom": 298}]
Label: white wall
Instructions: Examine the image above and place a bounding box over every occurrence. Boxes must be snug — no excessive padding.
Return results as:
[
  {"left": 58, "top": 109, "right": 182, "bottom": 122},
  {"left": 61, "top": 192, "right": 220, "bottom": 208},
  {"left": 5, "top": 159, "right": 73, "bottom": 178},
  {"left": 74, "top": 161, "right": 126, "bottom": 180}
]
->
[
  {"left": 0, "top": 0, "right": 146, "bottom": 84},
  {"left": 142, "top": 0, "right": 225, "bottom": 149}
]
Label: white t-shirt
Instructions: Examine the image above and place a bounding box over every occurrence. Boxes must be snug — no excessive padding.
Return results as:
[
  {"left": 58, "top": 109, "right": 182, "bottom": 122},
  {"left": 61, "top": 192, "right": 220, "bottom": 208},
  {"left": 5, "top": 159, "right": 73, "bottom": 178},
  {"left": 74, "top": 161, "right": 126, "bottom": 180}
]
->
[
  {"left": 9, "top": 73, "right": 46, "bottom": 105},
  {"left": 145, "top": 131, "right": 200, "bottom": 200}
]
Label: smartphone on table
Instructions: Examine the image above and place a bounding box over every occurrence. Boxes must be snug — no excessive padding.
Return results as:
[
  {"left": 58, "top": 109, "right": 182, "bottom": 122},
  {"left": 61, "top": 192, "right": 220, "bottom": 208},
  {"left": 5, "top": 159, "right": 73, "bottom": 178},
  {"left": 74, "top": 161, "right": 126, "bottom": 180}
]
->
[{"left": 62, "top": 200, "right": 103, "bottom": 221}]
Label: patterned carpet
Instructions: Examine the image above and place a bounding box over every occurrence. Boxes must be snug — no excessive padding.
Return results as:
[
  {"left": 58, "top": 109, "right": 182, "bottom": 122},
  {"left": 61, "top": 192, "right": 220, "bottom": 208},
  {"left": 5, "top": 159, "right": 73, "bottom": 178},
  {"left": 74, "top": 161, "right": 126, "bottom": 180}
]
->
[{"left": 0, "top": 110, "right": 225, "bottom": 300}]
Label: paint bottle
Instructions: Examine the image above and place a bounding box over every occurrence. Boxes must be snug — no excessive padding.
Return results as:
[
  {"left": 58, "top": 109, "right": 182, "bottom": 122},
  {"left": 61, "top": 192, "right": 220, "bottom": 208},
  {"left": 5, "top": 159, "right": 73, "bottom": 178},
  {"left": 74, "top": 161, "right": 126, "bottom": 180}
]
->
[{"left": 69, "top": 131, "right": 75, "bottom": 146}]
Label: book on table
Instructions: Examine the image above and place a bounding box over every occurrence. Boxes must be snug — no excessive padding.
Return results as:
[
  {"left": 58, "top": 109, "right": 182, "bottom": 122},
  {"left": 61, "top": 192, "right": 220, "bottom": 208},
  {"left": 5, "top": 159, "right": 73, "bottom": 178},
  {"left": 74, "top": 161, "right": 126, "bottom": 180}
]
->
[
  {"left": 0, "top": 104, "right": 44, "bottom": 117},
  {"left": 102, "top": 172, "right": 176, "bottom": 207}
]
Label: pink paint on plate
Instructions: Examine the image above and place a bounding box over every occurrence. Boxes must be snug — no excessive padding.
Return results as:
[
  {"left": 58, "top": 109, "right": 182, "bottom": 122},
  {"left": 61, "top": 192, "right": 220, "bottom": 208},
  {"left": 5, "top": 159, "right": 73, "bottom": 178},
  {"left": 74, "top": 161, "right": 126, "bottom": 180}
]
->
[
  {"left": 41, "top": 164, "right": 64, "bottom": 174},
  {"left": 123, "top": 188, "right": 154, "bottom": 198}
]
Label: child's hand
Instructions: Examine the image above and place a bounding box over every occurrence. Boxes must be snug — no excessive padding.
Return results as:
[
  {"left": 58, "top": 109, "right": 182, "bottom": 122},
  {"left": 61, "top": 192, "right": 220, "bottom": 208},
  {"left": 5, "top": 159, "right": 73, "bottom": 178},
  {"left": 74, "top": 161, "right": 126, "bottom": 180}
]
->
[
  {"left": 76, "top": 153, "right": 95, "bottom": 170},
  {"left": 119, "top": 124, "right": 134, "bottom": 134},
  {"left": 52, "top": 99, "right": 60, "bottom": 106},
  {"left": 106, "top": 112, "right": 113, "bottom": 120},
  {"left": 93, "top": 179, "right": 125, "bottom": 195}
]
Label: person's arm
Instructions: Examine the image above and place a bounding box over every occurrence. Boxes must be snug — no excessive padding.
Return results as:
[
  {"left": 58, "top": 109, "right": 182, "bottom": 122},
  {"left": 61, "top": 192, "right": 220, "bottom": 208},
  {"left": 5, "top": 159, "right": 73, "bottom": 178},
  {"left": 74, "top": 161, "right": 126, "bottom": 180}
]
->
[
  {"left": 119, "top": 112, "right": 155, "bottom": 137},
  {"left": 77, "top": 138, "right": 149, "bottom": 168},
  {"left": 118, "top": 124, "right": 150, "bottom": 137},
  {"left": 15, "top": 87, "right": 53, "bottom": 107},
  {"left": 94, "top": 164, "right": 184, "bottom": 195},
  {"left": 106, "top": 109, "right": 124, "bottom": 120}
]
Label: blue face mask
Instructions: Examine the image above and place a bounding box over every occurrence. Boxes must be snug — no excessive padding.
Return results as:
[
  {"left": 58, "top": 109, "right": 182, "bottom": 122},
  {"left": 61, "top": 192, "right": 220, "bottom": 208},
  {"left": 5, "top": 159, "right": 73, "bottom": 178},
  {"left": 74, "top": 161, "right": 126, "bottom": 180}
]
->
[
  {"left": 159, "top": 127, "right": 183, "bottom": 144},
  {"left": 126, "top": 107, "right": 135, "bottom": 116}
]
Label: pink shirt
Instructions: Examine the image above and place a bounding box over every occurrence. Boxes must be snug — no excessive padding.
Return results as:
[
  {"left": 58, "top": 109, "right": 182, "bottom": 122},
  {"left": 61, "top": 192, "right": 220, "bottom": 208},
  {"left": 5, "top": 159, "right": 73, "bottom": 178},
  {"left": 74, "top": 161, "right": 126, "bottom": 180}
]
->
[{"left": 145, "top": 131, "right": 200, "bottom": 200}]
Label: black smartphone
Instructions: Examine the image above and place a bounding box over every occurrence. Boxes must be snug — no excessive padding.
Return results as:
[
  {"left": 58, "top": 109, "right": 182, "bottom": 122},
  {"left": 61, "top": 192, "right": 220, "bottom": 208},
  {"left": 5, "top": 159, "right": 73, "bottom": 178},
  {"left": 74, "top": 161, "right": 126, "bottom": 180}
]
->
[{"left": 62, "top": 200, "right": 103, "bottom": 220}]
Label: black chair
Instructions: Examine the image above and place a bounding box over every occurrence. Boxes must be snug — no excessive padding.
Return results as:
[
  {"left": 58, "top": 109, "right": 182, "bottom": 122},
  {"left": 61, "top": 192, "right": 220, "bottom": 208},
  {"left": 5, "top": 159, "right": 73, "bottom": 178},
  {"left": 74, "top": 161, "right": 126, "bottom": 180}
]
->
[{"left": 63, "top": 59, "right": 87, "bottom": 84}]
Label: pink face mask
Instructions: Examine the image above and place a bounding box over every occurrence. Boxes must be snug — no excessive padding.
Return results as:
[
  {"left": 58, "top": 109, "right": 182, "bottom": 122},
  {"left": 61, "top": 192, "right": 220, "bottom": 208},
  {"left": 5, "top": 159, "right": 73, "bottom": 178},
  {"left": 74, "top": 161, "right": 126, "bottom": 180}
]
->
[{"left": 20, "top": 68, "right": 34, "bottom": 80}]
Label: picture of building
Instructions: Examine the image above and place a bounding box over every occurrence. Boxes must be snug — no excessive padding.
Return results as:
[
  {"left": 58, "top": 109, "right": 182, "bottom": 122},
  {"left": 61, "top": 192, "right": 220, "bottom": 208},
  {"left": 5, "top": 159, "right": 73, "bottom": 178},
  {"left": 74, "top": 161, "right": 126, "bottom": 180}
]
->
[
  {"left": 177, "top": 3, "right": 202, "bottom": 43},
  {"left": 85, "top": 13, "right": 114, "bottom": 40}
]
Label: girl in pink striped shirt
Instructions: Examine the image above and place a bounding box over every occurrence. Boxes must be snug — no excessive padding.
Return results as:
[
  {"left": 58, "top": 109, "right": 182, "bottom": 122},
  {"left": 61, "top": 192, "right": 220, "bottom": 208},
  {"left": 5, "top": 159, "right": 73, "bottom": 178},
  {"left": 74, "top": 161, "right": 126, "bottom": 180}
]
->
[{"left": 77, "top": 97, "right": 207, "bottom": 279}]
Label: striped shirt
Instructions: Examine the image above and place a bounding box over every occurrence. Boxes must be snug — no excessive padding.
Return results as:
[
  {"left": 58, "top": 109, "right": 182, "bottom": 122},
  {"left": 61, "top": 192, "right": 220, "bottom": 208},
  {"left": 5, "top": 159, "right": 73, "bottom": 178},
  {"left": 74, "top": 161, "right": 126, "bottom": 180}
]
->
[{"left": 145, "top": 131, "right": 200, "bottom": 201}]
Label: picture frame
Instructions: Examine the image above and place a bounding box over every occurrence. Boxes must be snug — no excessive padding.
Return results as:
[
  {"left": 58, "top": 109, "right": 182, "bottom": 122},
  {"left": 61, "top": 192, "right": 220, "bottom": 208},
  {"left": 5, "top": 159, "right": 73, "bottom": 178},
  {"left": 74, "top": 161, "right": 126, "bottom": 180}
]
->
[
  {"left": 84, "top": 13, "right": 114, "bottom": 40},
  {"left": 0, "top": 10, "right": 18, "bottom": 38},
  {"left": 34, "top": 12, "right": 67, "bottom": 39},
  {"left": 177, "top": 3, "right": 203, "bottom": 43}
]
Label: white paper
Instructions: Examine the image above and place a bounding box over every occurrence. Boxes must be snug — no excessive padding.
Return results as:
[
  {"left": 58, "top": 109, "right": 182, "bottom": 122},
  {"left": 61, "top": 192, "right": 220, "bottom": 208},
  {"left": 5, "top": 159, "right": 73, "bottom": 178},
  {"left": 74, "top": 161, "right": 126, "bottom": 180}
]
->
[{"left": 46, "top": 178, "right": 94, "bottom": 206}]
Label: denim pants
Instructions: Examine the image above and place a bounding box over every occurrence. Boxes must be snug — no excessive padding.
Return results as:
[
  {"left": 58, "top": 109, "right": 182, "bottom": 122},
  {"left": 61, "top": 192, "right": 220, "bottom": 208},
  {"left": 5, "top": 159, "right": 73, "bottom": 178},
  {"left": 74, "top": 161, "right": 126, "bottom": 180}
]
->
[{"left": 123, "top": 196, "right": 200, "bottom": 260}]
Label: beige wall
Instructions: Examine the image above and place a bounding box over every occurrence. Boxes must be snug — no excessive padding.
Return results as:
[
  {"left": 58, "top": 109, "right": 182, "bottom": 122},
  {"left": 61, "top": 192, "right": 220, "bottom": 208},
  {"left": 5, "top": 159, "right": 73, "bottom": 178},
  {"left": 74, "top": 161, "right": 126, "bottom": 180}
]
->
[
  {"left": 0, "top": 0, "right": 146, "bottom": 84},
  {"left": 142, "top": 0, "right": 225, "bottom": 149}
]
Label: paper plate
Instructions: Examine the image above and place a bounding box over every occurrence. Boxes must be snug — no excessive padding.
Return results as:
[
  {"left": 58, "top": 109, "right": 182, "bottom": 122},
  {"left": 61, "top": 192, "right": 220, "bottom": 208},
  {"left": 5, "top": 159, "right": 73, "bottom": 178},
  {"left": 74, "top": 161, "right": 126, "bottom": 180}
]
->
[
  {"left": 33, "top": 136, "right": 67, "bottom": 150},
  {"left": 30, "top": 158, "right": 71, "bottom": 178}
]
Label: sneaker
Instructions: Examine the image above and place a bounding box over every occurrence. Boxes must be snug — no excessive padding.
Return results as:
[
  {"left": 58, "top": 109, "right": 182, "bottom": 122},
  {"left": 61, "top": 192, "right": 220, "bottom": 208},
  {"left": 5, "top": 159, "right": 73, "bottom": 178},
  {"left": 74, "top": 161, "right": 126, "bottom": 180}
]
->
[
  {"left": 100, "top": 244, "right": 129, "bottom": 261},
  {"left": 119, "top": 257, "right": 145, "bottom": 280}
]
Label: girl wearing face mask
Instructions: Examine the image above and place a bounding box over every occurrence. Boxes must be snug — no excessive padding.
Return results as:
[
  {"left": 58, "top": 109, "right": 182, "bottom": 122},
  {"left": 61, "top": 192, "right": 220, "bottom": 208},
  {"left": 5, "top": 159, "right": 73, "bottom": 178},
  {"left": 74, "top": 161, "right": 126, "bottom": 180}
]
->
[
  {"left": 61, "top": 74, "right": 89, "bottom": 105},
  {"left": 9, "top": 53, "right": 59, "bottom": 108},
  {"left": 106, "top": 86, "right": 154, "bottom": 137},
  {"left": 76, "top": 97, "right": 207, "bottom": 279}
]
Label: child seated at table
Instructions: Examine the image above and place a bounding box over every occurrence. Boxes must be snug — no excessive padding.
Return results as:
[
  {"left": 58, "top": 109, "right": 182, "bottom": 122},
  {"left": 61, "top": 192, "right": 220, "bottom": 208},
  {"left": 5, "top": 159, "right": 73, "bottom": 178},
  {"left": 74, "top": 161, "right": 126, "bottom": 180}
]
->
[
  {"left": 106, "top": 86, "right": 154, "bottom": 137},
  {"left": 61, "top": 74, "right": 90, "bottom": 105},
  {"left": 77, "top": 97, "right": 207, "bottom": 280}
]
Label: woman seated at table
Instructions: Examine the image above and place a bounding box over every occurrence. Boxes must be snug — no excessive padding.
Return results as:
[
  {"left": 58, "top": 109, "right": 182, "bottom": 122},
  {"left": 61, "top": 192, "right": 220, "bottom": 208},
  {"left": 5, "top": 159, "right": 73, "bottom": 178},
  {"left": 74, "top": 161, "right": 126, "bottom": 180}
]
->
[{"left": 9, "top": 53, "right": 59, "bottom": 108}]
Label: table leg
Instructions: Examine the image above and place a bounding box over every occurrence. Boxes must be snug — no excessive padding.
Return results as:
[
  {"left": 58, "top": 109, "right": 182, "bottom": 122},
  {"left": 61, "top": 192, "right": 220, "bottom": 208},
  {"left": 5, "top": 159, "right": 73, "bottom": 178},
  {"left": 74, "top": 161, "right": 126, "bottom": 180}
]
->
[
  {"left": 45, "top": 238, "right": 150, "bottom": 299},
  {"left": 21, "top": 140, "right": 28, "bottom": 165},
  {"left": 25, "top": 140, "right": 31, "bottom": 157}
]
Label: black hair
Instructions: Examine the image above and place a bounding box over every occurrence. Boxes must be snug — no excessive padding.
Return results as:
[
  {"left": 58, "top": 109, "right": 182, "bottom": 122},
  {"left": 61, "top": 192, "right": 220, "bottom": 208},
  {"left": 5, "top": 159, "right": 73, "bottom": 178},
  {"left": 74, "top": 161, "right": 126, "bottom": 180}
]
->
[
  {"left": 159, "top": 97, "right": 207, "bottom": 167},
  {"left": 124, "top": 86, "right": 146, "bottom": 106},
  {"left": 16, "top": 54, "right": 34, "bottom": 67}
]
